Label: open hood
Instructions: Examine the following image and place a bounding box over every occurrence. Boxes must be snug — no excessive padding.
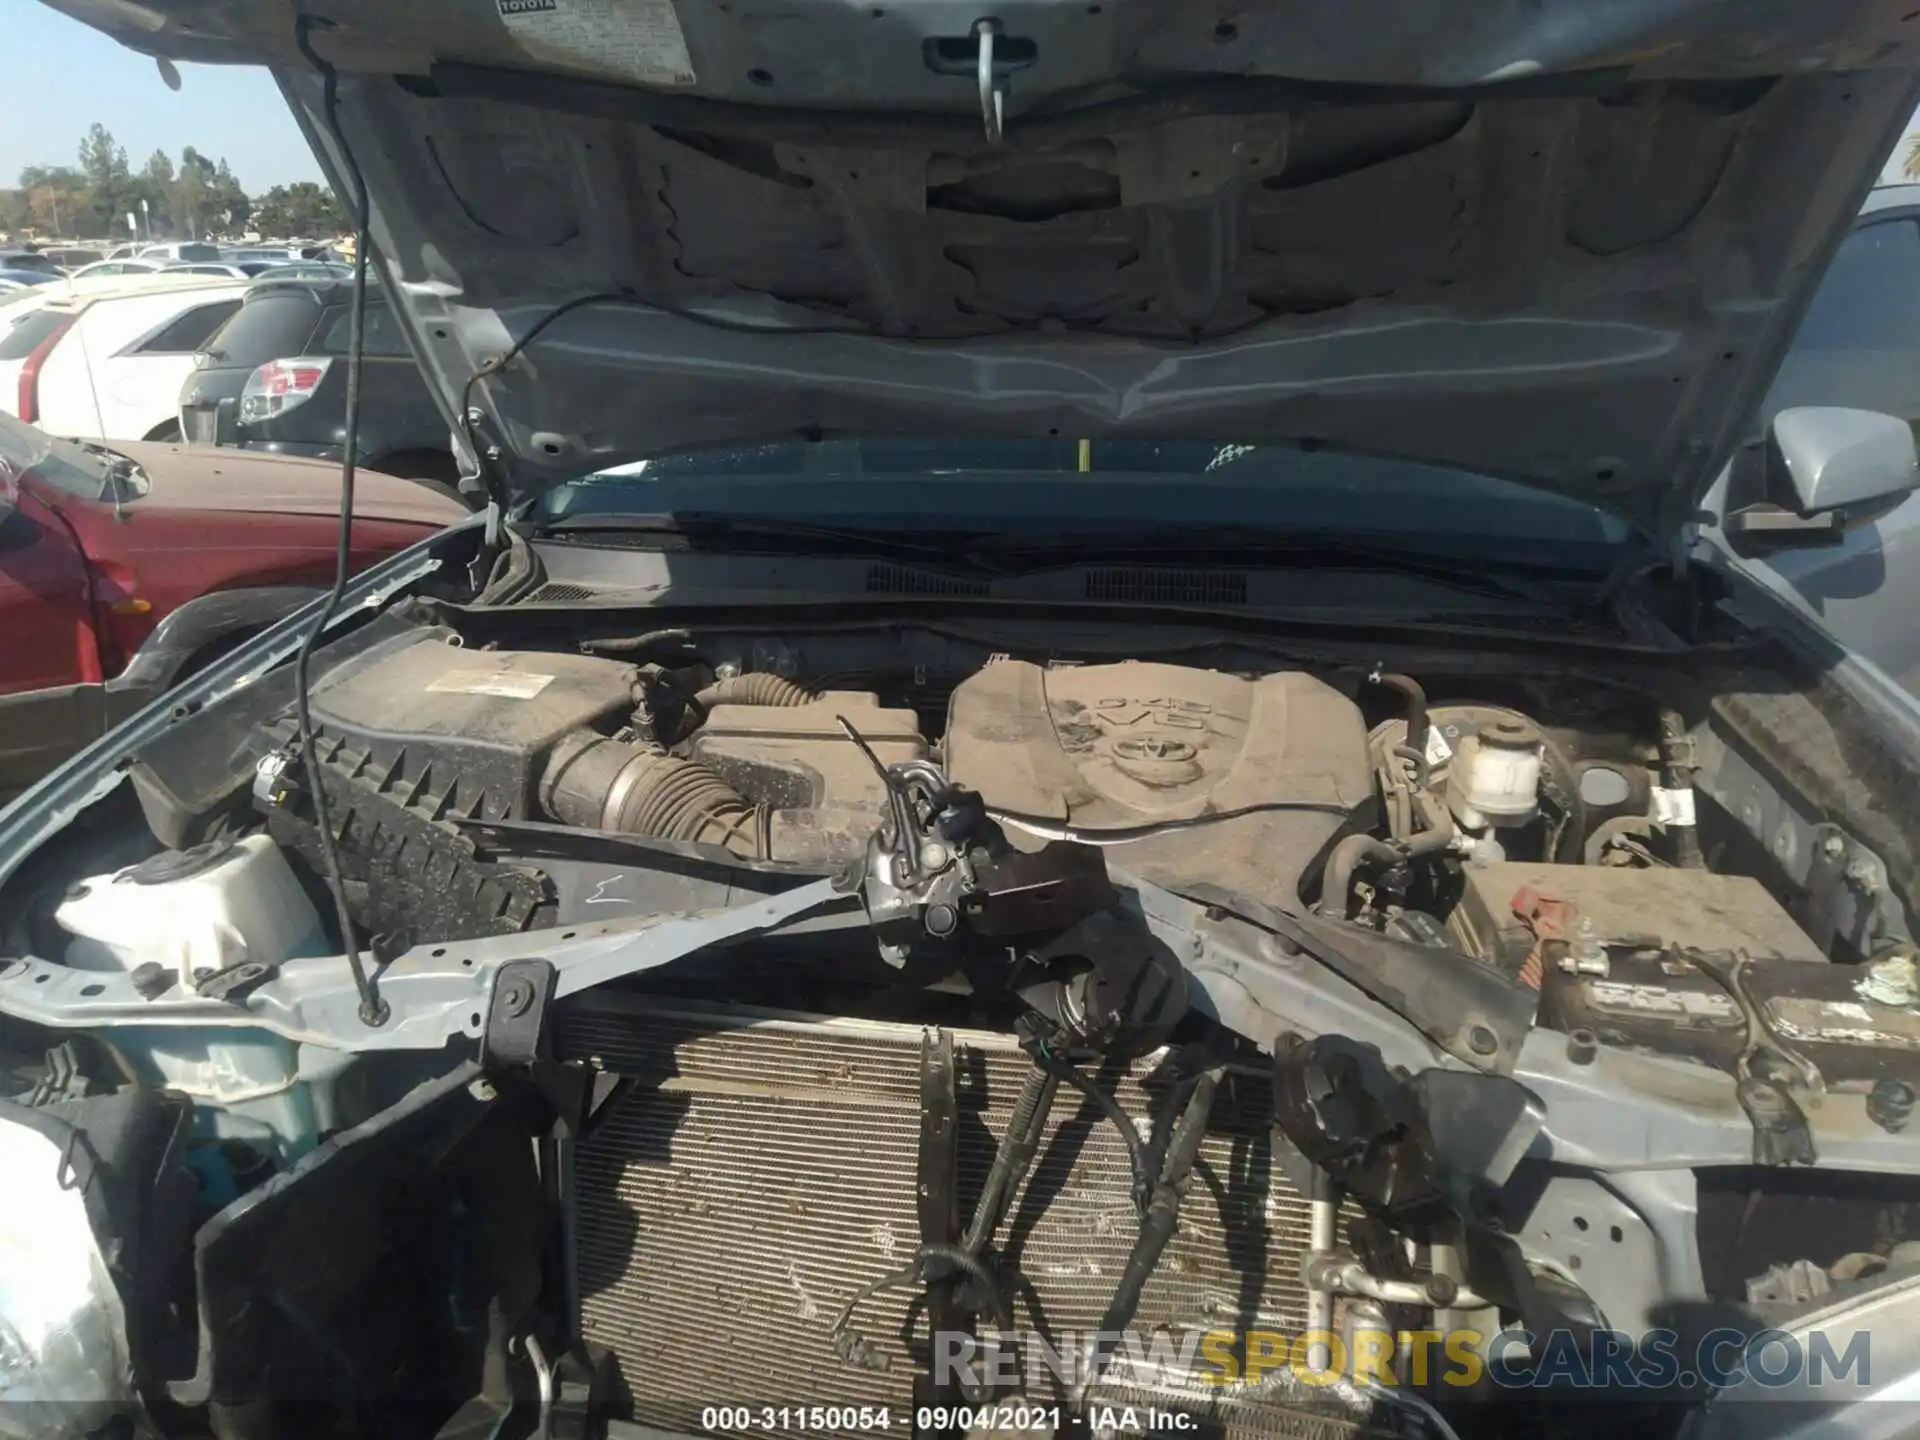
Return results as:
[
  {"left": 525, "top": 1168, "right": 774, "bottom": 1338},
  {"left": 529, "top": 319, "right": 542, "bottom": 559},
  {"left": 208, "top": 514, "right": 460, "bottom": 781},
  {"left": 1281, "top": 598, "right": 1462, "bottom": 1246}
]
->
[{"left": 45, "top": 0, "right": 1920, "bottom": 526}]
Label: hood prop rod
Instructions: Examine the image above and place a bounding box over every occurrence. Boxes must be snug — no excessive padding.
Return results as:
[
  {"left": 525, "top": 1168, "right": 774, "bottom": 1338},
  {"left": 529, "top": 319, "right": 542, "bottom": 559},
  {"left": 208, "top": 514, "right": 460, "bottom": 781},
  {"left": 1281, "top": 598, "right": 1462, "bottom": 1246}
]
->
[{"left": 292, "top": 12, "right": 387, "bottom": 1027}]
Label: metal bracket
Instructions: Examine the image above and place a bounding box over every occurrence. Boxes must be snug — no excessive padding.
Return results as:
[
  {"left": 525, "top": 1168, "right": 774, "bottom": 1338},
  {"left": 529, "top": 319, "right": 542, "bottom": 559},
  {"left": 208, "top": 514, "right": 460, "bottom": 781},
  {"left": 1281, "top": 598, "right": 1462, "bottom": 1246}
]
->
[
  {"left": 524, "top": 1335, "right": 605, "bottom": 1440},
  {"left": 914, "top": 1030, "right": 963, "bottom": 1424},
  {"left": 194, "top": 960, "right": 275, "bottom": 1005},
  {"left": 1688, "top": 949, "right": 1821, "bottom": 1165},
  {"left": 0, "top": 874, "right": 854, "bottom": 1057},
  {"left": 1737, "top": 1077, "right": 1818, "bottom": 1167},
  {"left": 975, "top": 19, "right": 1006, "bottom": 143},
  {"left": 482, "top": 957, "right": 628, "bottom": 1139},
  {"left": 482, "top": 958, "right": 556, "bottom": 1071},
  {"left": 1801, "top": 824, "right": 1883, "bottom": 954}
]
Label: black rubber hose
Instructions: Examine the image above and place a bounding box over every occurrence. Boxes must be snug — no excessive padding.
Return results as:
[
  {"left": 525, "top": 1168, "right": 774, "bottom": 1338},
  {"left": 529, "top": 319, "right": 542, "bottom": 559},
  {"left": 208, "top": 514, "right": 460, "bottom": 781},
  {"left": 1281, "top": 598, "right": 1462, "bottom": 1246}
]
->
[
  {"left": 830, "top": 1242, "right": 1016, "bottom": 1388},
  {"left": 694, "top": 673, "right": 816, "bottom": 708},
  {"left": 1658, "top": 705, "right": 1706, "bottom": 870},
  {"left": 578, "top": 628, "right": 695, "bottom": 657},
  {"left": 1080, "top": 1068, "right": 1222, "bottom": 1401},
  {"left": 1368, "top": 671, "right": 1429, "bottom": 756},
  {"left": 1028, "top": 1050, "right": 1153, "bottom": 1211},
  {"left": 961, "top": 1068, "right": 1059, "bottom": 1255},
  {"left": 541, "top": 734, "right": 768, "bottom": 857},
  {"left": 1322, "top": 789, "right": 1455, "bottom": 917},
  {"left": 1321, "top": 835, "right": 1403, "bottom": 918}
]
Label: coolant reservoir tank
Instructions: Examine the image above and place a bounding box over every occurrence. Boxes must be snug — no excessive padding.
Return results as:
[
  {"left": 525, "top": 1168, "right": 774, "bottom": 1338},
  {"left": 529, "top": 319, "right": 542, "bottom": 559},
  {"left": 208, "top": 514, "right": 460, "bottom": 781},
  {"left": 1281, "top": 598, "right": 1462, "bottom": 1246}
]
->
[
  {"left": 1446, "top": 716, "right": 1544, "bottom": 829},
  {"left": 55, "top": 835, "right": 324, "bottom": 990}
]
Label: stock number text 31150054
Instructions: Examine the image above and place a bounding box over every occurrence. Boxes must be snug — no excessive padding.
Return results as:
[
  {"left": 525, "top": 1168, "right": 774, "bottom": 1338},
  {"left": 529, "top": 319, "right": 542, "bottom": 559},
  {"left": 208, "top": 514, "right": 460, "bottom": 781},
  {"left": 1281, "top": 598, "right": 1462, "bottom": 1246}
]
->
[
  {"left": 700, "top": 1408, "right": 896, "bottom": 1432},
  {"left": 697, "top": 1406, "right": 1071, "bottom": 1432}
]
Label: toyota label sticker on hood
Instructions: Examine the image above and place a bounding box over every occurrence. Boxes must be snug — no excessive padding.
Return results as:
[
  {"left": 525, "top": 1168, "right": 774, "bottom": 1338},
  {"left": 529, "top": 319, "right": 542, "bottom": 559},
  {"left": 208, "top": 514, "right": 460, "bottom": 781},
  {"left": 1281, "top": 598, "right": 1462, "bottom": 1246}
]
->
[{"left": 495, "top": 0, "right": 697, "bottom": 87}]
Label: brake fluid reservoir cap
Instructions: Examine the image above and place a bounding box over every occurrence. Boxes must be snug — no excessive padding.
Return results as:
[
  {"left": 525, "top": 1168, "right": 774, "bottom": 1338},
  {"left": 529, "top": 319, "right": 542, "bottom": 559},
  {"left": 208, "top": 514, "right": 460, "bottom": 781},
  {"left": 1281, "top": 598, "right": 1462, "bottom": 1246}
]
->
[{"left": 1479, "top": 716, "right": 1543, "bottom": 749}]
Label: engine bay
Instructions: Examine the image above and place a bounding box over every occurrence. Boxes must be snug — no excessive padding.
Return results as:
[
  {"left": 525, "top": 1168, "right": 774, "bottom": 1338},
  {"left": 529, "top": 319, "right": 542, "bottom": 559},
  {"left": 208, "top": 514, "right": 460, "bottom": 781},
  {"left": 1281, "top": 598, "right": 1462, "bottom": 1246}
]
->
[
  {"left": 232, "top": 629, "right": 1383, "bottom": 931},
  {"left": 5, "top": 583, "right": 1920, "bottom": 1440},
  {"left": 101, "top": 618, "right": 1710, "bottom": 940},
  {"left": 101, "top": 608, "right": 1885, "bottom": 1024}
]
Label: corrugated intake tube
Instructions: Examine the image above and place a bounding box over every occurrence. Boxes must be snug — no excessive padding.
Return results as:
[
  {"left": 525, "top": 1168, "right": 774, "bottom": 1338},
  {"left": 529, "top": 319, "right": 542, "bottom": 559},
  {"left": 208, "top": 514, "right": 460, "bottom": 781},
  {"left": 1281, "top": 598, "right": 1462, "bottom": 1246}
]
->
[
  {"left": 693, "top": 673, "right": 816, "bottom": 708},
  {"left": 541, "top": 732, "right": 769, "bottom": 858}
]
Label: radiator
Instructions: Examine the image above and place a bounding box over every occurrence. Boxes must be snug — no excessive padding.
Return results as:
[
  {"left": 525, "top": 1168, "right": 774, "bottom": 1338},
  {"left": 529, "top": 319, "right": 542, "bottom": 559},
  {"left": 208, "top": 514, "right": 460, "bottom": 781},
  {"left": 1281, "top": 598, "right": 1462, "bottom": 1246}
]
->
[{"left": 559, "top": 995, "right": 1356, "bottom": 1439}]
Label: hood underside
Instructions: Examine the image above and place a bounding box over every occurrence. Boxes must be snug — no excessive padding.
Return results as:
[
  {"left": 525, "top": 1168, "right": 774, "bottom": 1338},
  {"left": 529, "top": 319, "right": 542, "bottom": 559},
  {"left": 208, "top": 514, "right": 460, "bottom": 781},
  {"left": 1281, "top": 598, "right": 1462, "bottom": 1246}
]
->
[{"left": 48, "top": 0, "right": 1920, "bottom": 523}]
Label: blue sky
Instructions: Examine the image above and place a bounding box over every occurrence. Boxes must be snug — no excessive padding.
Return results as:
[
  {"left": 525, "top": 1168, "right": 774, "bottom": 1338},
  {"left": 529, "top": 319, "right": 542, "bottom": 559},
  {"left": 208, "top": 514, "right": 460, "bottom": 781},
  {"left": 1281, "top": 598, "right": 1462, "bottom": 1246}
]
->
[
  {"left": 5, "top": 0, "right": 322, "bottom": 192},
  {"left": 7, "top": 0, "right": 1920, "bottom": 195}
]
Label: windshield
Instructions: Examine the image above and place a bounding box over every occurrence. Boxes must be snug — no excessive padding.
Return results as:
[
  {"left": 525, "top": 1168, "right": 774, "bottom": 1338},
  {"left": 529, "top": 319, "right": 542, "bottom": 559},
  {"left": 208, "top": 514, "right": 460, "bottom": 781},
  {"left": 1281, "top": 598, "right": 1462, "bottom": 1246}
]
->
[
  {"left": 534, "top": 440, "right": 1635, "bottom": 568},
  {"left": 0, "top": 410, "right": 114, "bottom": 502}
]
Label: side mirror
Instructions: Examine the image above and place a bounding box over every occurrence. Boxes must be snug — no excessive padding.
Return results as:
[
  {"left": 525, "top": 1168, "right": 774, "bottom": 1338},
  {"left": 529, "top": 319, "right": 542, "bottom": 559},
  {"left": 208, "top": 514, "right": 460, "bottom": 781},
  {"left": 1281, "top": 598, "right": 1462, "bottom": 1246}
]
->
[
  {"left": 1773, "top": 407, "right": 1918, "bottom": 512},
  {"left": 1724, "top": 407, "right": 1918, "bottom": 550}
]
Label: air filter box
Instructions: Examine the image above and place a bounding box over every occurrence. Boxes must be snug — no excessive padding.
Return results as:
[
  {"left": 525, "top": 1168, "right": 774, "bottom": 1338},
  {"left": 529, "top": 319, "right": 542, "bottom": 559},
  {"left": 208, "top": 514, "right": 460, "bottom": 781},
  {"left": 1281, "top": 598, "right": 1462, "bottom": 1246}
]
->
[{"left": 302, "top": 634, "right": 640, "bottom": 820}]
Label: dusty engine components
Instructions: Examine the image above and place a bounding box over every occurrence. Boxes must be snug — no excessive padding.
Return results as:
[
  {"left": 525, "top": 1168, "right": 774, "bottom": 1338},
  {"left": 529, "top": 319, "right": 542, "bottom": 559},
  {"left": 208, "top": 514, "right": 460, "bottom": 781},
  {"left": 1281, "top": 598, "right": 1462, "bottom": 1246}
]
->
[
  {"left": 263, "top": 633, "right": 936, "bottom": 872},
  {"left": 944, "top": 660, "right": 1372, "bottom": 912},
  {"left": 304, "top": 634, "right": 643, "bottom": 820},
  {"left": 1447, "top": 862, "right": 1828, "bottom": 969},
  {"left": 689, "top": 689, "right": 926, "bottom": 811},
  {"left": 1368, "top": 702, "right": 1587, "bottom": 868},
  {"left": 1446, "top": 715, "right": 1545, "bottom": 829},
  {"left": 540, "top": 735, "right": 765, "bottom": 854}
]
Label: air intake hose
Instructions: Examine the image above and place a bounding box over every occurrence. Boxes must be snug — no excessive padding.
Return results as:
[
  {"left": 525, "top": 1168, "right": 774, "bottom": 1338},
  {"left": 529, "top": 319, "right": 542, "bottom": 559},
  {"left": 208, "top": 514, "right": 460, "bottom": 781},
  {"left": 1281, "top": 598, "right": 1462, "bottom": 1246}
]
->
[
  {"left": 541, "top": 732, "right": 769, "bottom": 858},
  {"left": 693, "top": 673, "right": 815, "bottom": 709}
]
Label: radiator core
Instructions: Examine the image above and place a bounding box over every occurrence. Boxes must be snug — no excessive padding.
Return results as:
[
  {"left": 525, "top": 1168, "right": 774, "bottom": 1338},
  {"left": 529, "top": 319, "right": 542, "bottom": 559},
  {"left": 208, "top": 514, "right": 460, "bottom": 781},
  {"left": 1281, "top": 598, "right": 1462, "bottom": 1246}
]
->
[{"left": 560, "top": 996, "right": 1349, "bottom": 1438}]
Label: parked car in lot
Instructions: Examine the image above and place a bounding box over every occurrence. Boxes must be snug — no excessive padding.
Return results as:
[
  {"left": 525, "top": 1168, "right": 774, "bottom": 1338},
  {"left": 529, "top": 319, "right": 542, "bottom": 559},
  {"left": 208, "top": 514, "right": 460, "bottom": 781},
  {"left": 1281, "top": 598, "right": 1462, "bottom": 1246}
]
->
[
  {"left": 0, "top": 249, "right": 66, "bottom": 272},
  {"left": 221, "top": 246, "right": 299, "bottom": 268},
  {"left": 0, "top": 409, "right": 463, "bottom": 797},
  {"left": 161, "top": 262, "right": 253, "bottom": 280},
  {"left": 67, "top": 259, "right": 164, "bottom": 281},
  {"left": 38, "top": 246, "right": 104, "bottom": 269},
  {"left": 179, "top": 277, "right": 459, "bottom": 490},
  {"left": 251, "top": 260, "right": 352, "bottom": 282},
  {"left": 215, "top": 251, "right": 298, "bottom": 277},
  {"left": 0, "top": 269, "right": 56, "bottom": 291},
  {"left": 135, "top": 241, "right": 222, "bottom": 265},
  {"left": 0, "top": 275, "right": 246, "bottom": 441}
]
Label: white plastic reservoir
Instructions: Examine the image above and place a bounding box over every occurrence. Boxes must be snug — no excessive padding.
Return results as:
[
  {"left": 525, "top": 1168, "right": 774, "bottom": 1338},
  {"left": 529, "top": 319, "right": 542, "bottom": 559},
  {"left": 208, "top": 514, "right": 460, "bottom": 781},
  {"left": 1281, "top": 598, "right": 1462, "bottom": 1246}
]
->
[{"left": 55, "top": 835, "right": 324, "bottom": 990}]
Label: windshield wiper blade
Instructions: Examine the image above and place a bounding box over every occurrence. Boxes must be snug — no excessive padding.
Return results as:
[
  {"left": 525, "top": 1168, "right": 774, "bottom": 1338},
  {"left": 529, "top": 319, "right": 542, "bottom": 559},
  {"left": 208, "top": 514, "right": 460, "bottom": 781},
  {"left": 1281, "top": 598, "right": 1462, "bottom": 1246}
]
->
[
  {"left": 537, "top": 512, "right": 1005, "bottom": 574},
  {"left": 976, "top": 528, "right": 1579, "bottom": 606}
]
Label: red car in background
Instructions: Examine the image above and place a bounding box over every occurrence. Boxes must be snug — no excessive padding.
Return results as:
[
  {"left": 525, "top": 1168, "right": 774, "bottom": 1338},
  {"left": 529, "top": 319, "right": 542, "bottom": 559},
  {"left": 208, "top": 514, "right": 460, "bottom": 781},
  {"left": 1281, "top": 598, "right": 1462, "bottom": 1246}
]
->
[{"left": 0, "top": 410, "right": 464, "bottom": 800}]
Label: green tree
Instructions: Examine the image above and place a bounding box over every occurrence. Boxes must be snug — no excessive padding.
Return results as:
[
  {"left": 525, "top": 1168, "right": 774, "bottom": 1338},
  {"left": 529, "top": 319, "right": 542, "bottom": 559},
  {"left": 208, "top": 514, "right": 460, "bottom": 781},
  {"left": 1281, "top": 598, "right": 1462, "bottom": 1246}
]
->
[
  {"left": 130, "top": 149, "right": 177, "bottom": 236},
  {"left": 13, "top": 126, "right": 264, "bottom": 241},
  {"left": 170, "top": 148, "right": 213, "bottom": 238},
  {"left": 207, "top": 157, "right": 250, "bottom": 236},
  {"left": 164, "top": 148, "right": 247, "bottom": 239},
  {"left": 251, "top": 181, "right": 348, "bottom": 238},
  {"left": 77, "top": 123, "right": 133, "bottom": 236},
  {"left": 17, "top": 165, "right": 89, "bottom": 237}
]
